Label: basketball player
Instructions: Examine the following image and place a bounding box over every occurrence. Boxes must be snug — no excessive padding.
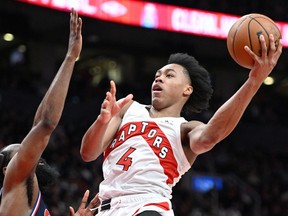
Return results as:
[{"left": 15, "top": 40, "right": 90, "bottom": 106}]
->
[
  {"left": 80, "top": 34, "right": 282, "bottom": 215},
  {"left": 0, "top": 8, "right": 83, "bottom": 216}
]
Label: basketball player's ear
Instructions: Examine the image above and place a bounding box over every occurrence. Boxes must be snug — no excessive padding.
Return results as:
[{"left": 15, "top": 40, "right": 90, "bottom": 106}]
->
[
  {"left": 0, "top": 153, "right": 5, "bottom": 175},
  {"left": 2, "top": 167, "right": 7, "bottom": 176},
  {"left": 184, "top": 85, "right": 193, "bottom": 96}
]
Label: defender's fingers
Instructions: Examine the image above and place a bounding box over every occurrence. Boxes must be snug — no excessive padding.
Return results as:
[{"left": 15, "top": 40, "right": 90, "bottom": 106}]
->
[
  {"left": 79, "top": 190, "right": 90, "bottom": 209},
  {"left": 77, "top": 17, "right": 82, "bottom": 36},
  {"left": 69, "top": 206, "right": 75, "bottom": 216},
  {"left": 87, "top": 193, "right": 100, "bottom": 209}
]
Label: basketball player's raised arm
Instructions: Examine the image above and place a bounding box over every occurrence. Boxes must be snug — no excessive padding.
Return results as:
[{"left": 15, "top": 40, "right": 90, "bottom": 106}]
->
[
  {"left": 4, "top": 8, "right": 82, "bottom": 188},
  {"left": 187, "top": 34, "right": 282, "bottom": 155},
  {"left": 81, "top": 80, "right": 133, "bottom": 162}
]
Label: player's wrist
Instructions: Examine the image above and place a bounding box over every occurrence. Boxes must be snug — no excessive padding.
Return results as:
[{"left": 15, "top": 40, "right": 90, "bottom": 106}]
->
[{"left": 97, "top": 113, "right": 111, "bottom": 124}]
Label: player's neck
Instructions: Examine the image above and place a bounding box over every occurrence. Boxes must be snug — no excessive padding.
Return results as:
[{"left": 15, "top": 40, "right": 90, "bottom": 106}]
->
[{"left": 148, "top": 106, "right": 181, "bottom": 118}]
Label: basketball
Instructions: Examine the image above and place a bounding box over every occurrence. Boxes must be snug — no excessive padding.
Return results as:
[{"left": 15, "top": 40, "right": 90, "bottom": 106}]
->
[{"left": 227, "top": 13, "right": 281, "bottom": 69}]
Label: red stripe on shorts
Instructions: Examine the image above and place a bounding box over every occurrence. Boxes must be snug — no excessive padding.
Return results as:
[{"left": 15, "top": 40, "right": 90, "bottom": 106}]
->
[{"left": 132, "top": 202, "right": 170, "bottom": 215}]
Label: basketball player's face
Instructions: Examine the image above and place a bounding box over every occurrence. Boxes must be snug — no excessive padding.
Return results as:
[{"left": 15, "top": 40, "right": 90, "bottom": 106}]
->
[{"left": 151, "top": 63, "right": 192, "bottom": 111}]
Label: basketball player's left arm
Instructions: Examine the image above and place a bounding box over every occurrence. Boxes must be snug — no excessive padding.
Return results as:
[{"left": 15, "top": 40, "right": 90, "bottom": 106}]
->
[
  {"left": 81, "top": 80, "right": 133, "bottom": 162},
  {"left": 186, "top": 34, "right": 282, "bottom": 156}
]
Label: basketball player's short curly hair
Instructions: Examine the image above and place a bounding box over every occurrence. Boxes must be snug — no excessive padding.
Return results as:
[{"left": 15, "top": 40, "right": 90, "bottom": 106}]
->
[{"left": 168, "top": 53, "right": 213, "bottom": 114}]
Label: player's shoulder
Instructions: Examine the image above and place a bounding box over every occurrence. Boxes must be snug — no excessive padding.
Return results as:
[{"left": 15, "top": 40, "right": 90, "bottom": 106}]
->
[
  {"left": 180, "top": 120, "right": 204, "bottom": 134},
  {"left": 125, "top": 100, "right": 146, "bottom": 111}
]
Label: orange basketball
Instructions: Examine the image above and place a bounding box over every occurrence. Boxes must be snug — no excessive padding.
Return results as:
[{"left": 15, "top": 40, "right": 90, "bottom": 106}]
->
[{"left": 227, "top": 13, "right": 281, "bottom": 69}]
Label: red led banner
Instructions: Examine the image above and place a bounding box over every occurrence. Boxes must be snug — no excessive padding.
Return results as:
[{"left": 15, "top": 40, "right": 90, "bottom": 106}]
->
[{"left": 18, "top": 0, "right": 288, "bottom": 47}]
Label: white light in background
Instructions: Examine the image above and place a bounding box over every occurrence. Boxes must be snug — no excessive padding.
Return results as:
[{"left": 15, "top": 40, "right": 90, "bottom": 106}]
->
[
  {"left": 3, "top": 33, "right": 14, "bottom": 41},
  {"left": 263, "top": 76, "right": 274, "bottom": 85}
]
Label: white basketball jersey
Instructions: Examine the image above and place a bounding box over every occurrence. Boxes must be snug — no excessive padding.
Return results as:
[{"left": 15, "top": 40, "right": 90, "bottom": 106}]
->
[{"left": 99, "top": 101, "right": 191, "bottom": 200}]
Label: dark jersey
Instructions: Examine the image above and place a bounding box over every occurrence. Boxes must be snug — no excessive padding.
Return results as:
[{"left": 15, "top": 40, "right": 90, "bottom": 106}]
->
[
  {"left": 30, "top": 191, "right": 51, "bottom": 216},
  {"left": 0, "top": 188, "right": 51, "bottom": 216}
]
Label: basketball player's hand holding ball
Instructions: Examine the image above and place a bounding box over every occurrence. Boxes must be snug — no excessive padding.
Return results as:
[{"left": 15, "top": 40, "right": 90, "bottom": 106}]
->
[
  {"left": 227, "top": 14, "right": 282, "bottom": 84},
  {"left": 99, "top": 80, "right": 133, "bottom": 124},
  {"left": 245, "top": 33, "right": 282, "bottom": 81}
]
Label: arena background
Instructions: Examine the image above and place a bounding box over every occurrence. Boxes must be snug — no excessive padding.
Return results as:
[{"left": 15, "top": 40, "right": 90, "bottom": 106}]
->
[{"left": 1, "top": 1, "right": 288, "bottom": 215}]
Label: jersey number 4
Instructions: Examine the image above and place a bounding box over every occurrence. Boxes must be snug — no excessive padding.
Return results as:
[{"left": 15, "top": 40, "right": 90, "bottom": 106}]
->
[{"left": 116, "top": 147, "right": 136, "bottom": 171}]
